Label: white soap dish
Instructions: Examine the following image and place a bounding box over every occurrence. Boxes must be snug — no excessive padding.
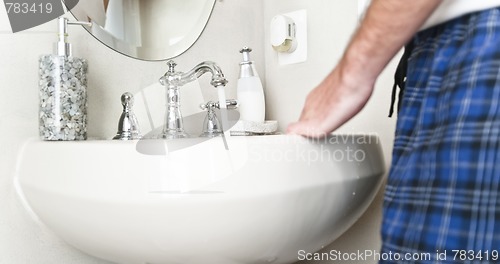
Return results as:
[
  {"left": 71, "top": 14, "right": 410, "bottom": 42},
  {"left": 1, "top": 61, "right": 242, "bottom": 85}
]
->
[{"left": 230, "top": 120, "right": 278, "bottom": 136}]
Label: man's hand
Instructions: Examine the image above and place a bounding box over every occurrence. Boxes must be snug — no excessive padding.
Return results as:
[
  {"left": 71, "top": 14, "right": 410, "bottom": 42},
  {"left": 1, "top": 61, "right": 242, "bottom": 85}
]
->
[
  {"left": 286, "top": 64, "right": 375, "bottom": 138},
  {"left": 287, "top": 0, "right": 443, "bottom": 138}
]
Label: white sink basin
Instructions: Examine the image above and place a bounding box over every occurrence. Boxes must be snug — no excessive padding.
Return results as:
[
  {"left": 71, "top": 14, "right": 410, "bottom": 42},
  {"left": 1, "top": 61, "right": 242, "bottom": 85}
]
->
[{"left": 16, "top": 134, "right": 384, "bottom": 264}]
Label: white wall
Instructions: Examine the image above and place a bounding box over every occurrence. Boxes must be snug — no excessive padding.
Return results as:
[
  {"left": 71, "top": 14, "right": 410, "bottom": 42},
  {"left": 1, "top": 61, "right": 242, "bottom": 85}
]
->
[
  {"left": 0, "top": 1, "right": 399, "bottom": 263},
  {"left": 0, "top": 1, "right": 264, "bottom": 263},
  {"left": 262, "top": 1, "right": 399, "bottom": 264}
]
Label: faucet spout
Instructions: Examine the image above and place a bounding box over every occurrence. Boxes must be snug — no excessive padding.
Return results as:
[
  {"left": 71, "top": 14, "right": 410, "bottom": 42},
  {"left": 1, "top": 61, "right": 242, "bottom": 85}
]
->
[
  {"left": 158, "top": 60, "right": 228, "bottom": 139},
  {"left": 180, "top": 61, "right": 228, "bottom": 87},
  {"left": 162, "top": 61, "right": 228, "bottom": 88}
]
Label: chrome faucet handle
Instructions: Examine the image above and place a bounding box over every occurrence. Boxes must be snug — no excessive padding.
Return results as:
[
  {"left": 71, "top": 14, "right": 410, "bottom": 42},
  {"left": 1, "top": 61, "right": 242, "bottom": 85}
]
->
[
  {"left": 224, "top": 99, "right": 238, "bottom": 109},
  {"left": 200, "top": 99, "right": 238, "bottom": 110},
  {"left": 199, "top": 99, "right": 237, "bottom": 138},
  {"left": 113, "top": 92, "right": 142, "bottom": 140},
  {"left": 200, "top": 101, "right": 222, "bottom": 138}
]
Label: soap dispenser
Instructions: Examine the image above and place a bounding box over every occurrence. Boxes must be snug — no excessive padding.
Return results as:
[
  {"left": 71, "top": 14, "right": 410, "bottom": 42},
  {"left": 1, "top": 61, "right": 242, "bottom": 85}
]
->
[
  {"left": 38, "top": 17, "right": 91, "bottom": 140},
  {"left": 237, "top": 47, "right": 265, "bottom": 123}
]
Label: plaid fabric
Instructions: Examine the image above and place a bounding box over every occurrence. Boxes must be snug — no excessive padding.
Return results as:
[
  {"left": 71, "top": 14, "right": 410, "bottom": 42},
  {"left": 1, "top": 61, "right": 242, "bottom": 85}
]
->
[{"left": 381, "top": 8, "right": 500, "bottom": 264}]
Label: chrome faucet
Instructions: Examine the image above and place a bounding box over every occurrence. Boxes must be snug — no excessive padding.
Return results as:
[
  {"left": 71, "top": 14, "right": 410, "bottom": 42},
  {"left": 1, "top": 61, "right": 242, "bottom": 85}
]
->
[
  {"left": 159, "top": 60, "right": 228, "bottom": 139},
  {"left": 200, "top": 99, "right": 238, "bottom": 138}
]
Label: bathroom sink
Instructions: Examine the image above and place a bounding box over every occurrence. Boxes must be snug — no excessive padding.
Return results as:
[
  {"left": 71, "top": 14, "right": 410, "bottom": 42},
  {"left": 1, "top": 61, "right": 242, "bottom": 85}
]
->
[{"left": 15, "top": 134, "right": 384, "bottom": 264}]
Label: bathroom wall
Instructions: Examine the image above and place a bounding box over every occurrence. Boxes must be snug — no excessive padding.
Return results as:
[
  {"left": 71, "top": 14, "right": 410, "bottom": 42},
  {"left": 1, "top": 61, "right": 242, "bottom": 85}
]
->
[
  {"left": 262, "top": 1, "right": 399, "bottom": 264},
  {"left": 0, "top": 1, "right": 264, "bottom": 263}
]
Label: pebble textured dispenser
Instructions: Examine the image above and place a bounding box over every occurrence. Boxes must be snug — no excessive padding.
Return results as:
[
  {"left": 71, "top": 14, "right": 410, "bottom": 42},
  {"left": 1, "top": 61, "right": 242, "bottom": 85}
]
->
[{"left": 39, "top": 17, "right": 91, "bottom": 140}]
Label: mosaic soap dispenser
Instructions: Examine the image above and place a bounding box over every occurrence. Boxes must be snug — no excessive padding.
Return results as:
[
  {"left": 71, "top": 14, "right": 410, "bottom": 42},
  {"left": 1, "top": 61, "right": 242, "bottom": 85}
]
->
[{"left": 38, "top": 17, "right": 91, "bottom": 140}]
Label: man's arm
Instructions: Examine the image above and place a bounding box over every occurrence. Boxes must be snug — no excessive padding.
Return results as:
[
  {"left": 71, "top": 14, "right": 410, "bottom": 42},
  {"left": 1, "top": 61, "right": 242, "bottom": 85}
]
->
[{"left": 287, "top": 0, "right": 443, "bottom": 138}]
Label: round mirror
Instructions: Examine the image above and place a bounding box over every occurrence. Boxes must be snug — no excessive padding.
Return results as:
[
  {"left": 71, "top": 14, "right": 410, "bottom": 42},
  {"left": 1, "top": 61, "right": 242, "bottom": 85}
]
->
[{"left": 70, "top": 0, "right": 216, "bottom": 61}]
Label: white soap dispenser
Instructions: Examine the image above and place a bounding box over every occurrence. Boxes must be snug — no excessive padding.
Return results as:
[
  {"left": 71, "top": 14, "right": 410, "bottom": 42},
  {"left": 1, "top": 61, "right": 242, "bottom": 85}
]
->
[
  {"left": 237, "top": 47, "right": 265, "bottom": 123},
  {"left": 38, "top": 17, "right": 92, "bottom": 140}
]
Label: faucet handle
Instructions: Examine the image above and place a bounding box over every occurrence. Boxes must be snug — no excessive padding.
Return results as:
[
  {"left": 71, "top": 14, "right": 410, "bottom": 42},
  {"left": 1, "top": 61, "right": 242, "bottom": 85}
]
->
[
  {"left": 199, "top": 100, "right": 222, "bottom": 138},
  {"left": 200, "top": 99, "right": 238, "bottom": 110},
  {"left": 199, "top": 99, "right": 237, "bottom": 138},
  {"left": 121, "top": 92, "right": 134, "bottom": 109},
  {"left": 113, "top": 92, "right": 142, "bottom": 140},
  {"left": 200, "top": 101, "right": 215, "bottom": 111},
  {"left": 225, "top": 99, "right": 238, "bottom": 109}
]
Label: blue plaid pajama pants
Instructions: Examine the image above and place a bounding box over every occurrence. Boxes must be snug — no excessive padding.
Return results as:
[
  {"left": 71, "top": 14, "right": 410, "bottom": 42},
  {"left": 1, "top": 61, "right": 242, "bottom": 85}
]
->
[{"left": 381, "top": 8, "right": 500, "bottom": 264}]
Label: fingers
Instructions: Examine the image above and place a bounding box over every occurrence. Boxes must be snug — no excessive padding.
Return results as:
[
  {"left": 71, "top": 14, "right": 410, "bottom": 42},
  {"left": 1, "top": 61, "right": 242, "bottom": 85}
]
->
[{"left": 286, "top": 121, "right": 330, "bottom": 139}]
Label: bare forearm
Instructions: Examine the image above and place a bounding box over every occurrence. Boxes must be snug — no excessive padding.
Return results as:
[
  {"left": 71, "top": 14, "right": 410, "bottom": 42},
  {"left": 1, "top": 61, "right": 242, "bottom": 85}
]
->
[
  {"left": 340, "top": 0, "right": 443, "bottom": 84},
  {"left": 288, "top": 0, "right": 443, "bottom": 137}
]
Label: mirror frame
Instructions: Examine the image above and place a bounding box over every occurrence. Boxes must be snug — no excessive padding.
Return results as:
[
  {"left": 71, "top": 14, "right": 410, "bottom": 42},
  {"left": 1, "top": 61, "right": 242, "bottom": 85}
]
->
[{"left": 69, "top": 1, "right": 217, "bottom": 61}]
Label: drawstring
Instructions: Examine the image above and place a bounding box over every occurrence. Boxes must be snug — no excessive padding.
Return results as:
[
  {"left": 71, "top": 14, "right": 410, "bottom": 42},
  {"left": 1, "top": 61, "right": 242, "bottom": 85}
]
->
[{"left": 389, "top": 42, "right": 414, "bottom": 117}]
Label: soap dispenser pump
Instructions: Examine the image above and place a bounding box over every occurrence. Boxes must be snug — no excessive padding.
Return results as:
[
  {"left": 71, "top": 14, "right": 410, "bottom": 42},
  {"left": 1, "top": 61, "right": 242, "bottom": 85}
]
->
[
  {"left": 55, "top": 17, "right": 92, "bottom": 56},
  {"left": 39, "top": 17, "right": 92, "bottom": 141},
  {"left": 237, "top": 47, "right": 265, "bottom": 123}
]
